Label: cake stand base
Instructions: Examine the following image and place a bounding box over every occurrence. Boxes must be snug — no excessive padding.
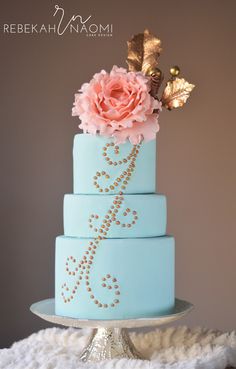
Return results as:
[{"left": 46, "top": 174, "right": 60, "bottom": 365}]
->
[
  {"left": 80, "top": 327, "right": 144, "bottom": 361},
  {"left": 30, "top": 298, "right": 193, "bottom": 362}
]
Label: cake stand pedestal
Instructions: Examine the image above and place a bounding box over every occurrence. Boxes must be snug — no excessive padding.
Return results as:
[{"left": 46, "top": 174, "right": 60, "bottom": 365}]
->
[{"left": 30, "top": 298, "right": 193, "bottom": 362}]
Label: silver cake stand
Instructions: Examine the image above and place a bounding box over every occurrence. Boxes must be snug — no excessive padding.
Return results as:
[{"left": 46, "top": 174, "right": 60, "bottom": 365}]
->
[{"left": 30, "top": 298, "right": 193, "bottom": 362}]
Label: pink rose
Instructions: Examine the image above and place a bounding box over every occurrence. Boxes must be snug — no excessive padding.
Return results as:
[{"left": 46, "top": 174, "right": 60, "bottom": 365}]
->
[{"left": 72, "top": 65, "right": 161, "bottom": 144}]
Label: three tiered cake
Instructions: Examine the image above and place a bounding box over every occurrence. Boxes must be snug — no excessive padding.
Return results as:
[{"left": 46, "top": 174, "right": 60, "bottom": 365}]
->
[{"left": 55, "top": 30, "right": 194, "bottom": 320}]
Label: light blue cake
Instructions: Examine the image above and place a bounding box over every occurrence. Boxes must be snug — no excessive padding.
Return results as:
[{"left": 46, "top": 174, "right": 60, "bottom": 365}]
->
[
  {"left": 63, "top": 194, "right": 167, "bottom": 238},
  {"left": 55, "top": 133, "right": 175, "bottom": 319},
  {"left": 73, "top": 134, "right": 156, "bottom": 194},
  {"left": 56, "top": 236, "right": 174, "bottom": 319}
]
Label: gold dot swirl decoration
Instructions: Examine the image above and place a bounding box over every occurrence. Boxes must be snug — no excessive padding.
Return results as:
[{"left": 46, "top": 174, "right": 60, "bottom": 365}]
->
[
  {"left": 93, "top": 142, "right": 139, "bottom": 193},
  {"left": 61, "top": 142, "right": 141, "bottom": 309}
]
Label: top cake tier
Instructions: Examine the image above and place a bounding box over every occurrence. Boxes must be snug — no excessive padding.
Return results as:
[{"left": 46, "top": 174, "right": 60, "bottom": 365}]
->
[{"left": 73, "top": 134, "right": 156, "bottom": 194}]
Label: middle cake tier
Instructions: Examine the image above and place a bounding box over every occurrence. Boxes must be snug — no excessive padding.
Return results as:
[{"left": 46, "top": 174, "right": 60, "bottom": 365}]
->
[{"left": 64, "top": 194, "right": 167, "bottom": 238}]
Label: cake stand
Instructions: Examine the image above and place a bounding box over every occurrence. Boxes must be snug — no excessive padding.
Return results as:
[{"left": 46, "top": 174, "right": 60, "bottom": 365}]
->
[{"left": 30, "top": 298, "right": 193, "bottom": 362}]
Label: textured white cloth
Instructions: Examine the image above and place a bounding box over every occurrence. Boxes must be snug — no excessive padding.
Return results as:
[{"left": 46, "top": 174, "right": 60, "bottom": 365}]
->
[{"left": 0, "top": 326, "right": 236, "bottom": 369}]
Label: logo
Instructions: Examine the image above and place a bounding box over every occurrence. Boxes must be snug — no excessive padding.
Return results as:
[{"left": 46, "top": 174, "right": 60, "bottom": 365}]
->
[{"left": 2, "top": 5, "right": 113, "bottom": 37}]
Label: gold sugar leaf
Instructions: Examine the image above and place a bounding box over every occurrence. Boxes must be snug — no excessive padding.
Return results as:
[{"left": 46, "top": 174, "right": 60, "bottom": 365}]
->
[
  {"left": 161, "top": 78, "right": 195, "bottom": 110},
  {"left": 126, "top": 29, "right": 162, "bottom": 75}
]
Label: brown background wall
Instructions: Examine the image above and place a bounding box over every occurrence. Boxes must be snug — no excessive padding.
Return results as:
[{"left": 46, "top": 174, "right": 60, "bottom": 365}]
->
[{"left": 0, "top": 0, "right": 235, "bottom": 348}]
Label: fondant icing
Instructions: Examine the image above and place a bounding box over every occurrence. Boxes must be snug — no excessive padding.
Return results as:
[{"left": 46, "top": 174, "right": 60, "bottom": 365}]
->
[
  {"left": 55, "top": 133, "right": 176, "bottom": 320},
  {"left": 73, "top": 134, "right": 156, "bottom": 194},
  {"left": 63, "top": 194, "right": 167, "bottom": 238},
  {"left": 55, "top": 235, "right": 175, "bottom": 319}
]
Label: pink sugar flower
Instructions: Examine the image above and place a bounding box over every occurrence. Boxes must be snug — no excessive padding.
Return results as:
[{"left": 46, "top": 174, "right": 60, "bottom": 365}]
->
[{"left": 72, "top": 66, "right": 161, "bottom": 144}]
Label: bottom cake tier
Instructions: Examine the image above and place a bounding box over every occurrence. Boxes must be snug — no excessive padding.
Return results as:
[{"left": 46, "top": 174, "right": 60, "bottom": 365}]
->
[{"left": 55, "top": 236, "right": 175, "bottom": 319}]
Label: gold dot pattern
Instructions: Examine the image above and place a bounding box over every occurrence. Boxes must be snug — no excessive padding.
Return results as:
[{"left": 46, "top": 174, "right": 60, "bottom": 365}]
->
[
  {"left": 61, "top": 142, "right": 141, "bottom": 308},
  {"left": 93, "top": 143, "right": 139, "bottom": 194}
]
